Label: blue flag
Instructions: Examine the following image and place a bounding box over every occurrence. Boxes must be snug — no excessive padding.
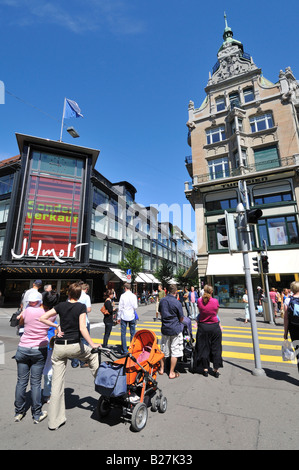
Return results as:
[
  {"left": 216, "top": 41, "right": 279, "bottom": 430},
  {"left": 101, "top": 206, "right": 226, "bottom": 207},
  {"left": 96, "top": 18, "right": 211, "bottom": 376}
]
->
[{"left": 64, "top": 98, "right": 83, "bottom": 118}]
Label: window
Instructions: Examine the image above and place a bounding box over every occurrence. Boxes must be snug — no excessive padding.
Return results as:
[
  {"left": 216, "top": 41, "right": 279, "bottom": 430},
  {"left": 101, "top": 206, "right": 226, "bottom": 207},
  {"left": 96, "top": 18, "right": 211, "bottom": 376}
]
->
[
  {"left": 89, "top": 236, "right": 107, "bottom": 261},
  {"left": 231, "top": 118, "right": 243, "bottom": 133},
  {"left": 250, "top": 113, "right": 274, "bottom": 132},
  {"left": 0, "top": 174, "right": 14, "bottom": 195},
  {"left": 216, "top": 96, "right": 225, "bottom": 112},
  {"left": 93, "top": 187, "right": 109, "bottom": 210},
  {"left": 257, "top": 216, "right": 299, "bottom": 246},
  {"left": 108, "top": 242, "right": 122, "bottom": 264},
  {"left": 254, "top": 145, "right": 279, "bottom": 171},
  {"left": 206, "top": 197, "right": 238, "bottom": 212},
  {"left": 91, "top": 208, "right": 108, "bottom": 237},
  {"left": 243, "top": 87, "right": 254, "bottom": 103},
  {"left": 0, "top": 200, "right": 10, "bottom": 223},
  {"left": 208, "top": 157, "right": 229, "bottom": 180},
  {"left": 229, "top": 92, "right": 240, "bottom": 109},
  {"left": 254, "top": 192, "right": 292, "bottom": 205},
  {"left": 32, "top": 151, "right": 83, "bottom": 178},
  {"left": 206, "top": 126, "right": 226, "bottom": 144},
  {"left": 234, "top": 148, "right": 247, "bottom": 168},
  {"left": 0, "top": 229, "right": 5, "bottom": 256}
]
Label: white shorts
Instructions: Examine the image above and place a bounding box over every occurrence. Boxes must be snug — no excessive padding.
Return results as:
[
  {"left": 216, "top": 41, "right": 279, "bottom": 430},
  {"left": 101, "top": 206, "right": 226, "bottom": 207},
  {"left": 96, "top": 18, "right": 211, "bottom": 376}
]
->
[{"left": 160, "top": 332, "right": 183, "bottom": 358}]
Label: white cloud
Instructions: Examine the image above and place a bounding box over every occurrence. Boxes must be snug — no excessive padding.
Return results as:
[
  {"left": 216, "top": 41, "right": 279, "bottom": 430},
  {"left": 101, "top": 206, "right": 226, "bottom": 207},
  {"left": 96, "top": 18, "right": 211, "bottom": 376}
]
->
[{"left": 0, "top": 0, "right": 146, "bottom": 35}]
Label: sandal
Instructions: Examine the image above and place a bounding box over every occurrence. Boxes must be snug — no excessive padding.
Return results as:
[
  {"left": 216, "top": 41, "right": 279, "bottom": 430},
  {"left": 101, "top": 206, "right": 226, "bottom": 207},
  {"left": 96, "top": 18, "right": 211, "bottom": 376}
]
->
[{"left": 169, "top": 371, "right": 180, "bottom": 379}]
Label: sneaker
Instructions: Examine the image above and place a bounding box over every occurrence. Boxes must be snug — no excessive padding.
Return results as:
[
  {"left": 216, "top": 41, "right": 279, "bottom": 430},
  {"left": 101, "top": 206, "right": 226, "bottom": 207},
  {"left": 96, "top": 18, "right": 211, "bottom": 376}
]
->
[
  {"left": 33, "top": 411, "right": 48, "bottom": 424},
  {"left": 14, "top": 413, "right": 25, "bottom": 422}
]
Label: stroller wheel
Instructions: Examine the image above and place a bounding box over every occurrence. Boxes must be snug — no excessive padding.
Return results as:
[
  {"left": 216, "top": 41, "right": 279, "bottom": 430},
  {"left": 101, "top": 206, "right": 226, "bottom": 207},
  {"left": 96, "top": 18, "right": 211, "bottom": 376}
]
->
[
  {"left": 151, "top": 394, "right": 159, "bottom": 412},
  {"left": 158, "top": 395, "right": 167, "bottom": 413},
  {"left": 97, "top": 396, "right": 111, "bottom": 418},
  {"left": 131, "top": 402, "right": 148, "bottom": 432}
]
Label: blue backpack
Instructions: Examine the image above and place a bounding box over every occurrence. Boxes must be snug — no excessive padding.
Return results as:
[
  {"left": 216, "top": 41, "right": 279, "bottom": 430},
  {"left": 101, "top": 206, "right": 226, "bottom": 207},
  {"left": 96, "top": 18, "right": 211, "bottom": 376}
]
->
[{"left": 287, "top": 297, "right": 299, "bottom": 325}]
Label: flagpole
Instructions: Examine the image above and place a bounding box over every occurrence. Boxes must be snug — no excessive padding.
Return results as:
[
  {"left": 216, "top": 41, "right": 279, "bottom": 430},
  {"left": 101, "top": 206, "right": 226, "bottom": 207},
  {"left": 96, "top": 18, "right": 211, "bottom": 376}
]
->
[{"left": 59, "top": 98, "right": 66, "bottom": 142}]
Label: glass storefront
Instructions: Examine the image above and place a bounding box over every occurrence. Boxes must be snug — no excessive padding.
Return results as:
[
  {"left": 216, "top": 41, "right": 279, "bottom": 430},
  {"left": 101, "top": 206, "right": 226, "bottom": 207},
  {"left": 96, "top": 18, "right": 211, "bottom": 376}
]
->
[{"left": 212, "top": 276, "right": 246, "bottom": 308}]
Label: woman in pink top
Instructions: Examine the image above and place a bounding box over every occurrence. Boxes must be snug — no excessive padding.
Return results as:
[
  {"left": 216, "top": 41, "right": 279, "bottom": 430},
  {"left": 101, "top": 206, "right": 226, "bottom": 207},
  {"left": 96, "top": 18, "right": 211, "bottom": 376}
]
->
[
  {"left": 196, "top": 285, "right": 223, "bottom": 378},
  {"left": 14, "top": 291, "right": 56, "bottom": 424}
]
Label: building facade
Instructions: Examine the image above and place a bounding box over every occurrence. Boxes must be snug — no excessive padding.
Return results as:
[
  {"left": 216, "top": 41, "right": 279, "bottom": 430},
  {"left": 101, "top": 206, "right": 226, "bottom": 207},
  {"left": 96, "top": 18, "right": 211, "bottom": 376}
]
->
[
  {"left": 185, "top": 18, "right": 299, "bottom": 308},
  {"left": 0, "top": 133, "right": 194, "bottom": 306}
]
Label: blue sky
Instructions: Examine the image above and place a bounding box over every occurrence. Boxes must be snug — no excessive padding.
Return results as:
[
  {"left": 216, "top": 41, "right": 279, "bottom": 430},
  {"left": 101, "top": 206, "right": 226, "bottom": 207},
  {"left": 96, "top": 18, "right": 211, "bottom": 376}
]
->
[{"left": 0, "top": 0, "right": 298, "bottom": 245}]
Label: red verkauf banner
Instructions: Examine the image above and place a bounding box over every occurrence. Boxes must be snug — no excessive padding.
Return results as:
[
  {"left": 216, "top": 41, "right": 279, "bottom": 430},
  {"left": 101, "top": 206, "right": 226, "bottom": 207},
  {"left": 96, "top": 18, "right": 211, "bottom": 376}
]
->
[{"left": 18, "top": 175, "right": 85, "bottom": 262}]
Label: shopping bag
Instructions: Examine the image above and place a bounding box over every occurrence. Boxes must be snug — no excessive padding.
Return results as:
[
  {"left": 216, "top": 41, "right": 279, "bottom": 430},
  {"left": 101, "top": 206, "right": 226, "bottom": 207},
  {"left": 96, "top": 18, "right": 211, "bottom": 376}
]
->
[
  {"left": 9, "top": 309, "right": 21, "bottom": 327},
  {"left": 95, "top": 362, "right": 127, "bottom": 397},
  {"left": 281, "top": 340, "right": 295, "bottom": 361}
]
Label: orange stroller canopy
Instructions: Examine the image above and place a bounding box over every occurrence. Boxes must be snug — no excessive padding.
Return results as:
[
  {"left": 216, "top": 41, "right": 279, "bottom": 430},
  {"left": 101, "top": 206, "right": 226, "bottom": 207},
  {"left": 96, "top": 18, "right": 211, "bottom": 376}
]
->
[{"left": 115, "top": 329, "right": 164, "bottom": 385}]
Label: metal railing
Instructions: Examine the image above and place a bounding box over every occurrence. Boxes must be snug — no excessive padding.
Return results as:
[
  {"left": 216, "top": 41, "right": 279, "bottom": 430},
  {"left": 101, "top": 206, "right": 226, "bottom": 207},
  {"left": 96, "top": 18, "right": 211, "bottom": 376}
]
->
[{"left": 185, "top": 154, "right": 299, "bottom": 190}]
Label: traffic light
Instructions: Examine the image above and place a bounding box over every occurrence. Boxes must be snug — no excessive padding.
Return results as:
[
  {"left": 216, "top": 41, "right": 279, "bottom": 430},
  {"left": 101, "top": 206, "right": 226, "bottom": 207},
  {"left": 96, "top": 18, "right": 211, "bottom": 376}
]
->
[
  {"left": 217, "top": 211, "right": 238, "bottom": 252},
  {"left": 252, "top": 256, "right": 260, "bottom": 273},
  {"left": 261, "top": 254, "right": 269, "bottom": 273},
  {"left": 217, "top": 217, "right": 228, "bottom": 248},
  {"left": 246, "top": 208, "right": 263, "bottom": 224}
]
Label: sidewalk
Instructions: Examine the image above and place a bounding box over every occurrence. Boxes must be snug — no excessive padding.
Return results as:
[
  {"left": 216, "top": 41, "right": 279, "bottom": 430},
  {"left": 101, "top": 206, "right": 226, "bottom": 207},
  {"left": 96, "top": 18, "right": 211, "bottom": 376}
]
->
[{"left": 0, "top": 303, "right": 298, "bottom": 450}]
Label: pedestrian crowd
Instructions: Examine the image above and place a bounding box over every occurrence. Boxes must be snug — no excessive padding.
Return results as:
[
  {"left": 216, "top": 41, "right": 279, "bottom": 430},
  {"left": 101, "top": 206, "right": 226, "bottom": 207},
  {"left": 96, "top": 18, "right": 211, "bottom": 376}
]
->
[{"left": 12, "top": 277, "right": 299, "bottom": 430}]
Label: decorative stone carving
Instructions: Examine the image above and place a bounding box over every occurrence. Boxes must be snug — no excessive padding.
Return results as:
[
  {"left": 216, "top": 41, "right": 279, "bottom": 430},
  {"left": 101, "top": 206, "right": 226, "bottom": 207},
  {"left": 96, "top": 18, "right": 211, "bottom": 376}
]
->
[{"left": 210, "top": 43, "right": 258, "bottom": 85}]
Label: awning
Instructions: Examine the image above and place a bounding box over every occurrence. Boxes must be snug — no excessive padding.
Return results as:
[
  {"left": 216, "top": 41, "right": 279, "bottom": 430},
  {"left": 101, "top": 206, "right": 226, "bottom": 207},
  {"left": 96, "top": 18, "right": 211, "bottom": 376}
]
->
[
  {"left": 206, "top": 250, "right": 299, "bottom": 276},
  {"left": 144, "top": 273, "right": 161, "bottom": 284},
  {"left": 135, "top": 273, "right": 147, "bottom": 283},
  {"left": 109, "top": 268, "right": 128, "bottom": 282},
  {"left": 137, "top": 273, "right": 153, "bottom": 283}
]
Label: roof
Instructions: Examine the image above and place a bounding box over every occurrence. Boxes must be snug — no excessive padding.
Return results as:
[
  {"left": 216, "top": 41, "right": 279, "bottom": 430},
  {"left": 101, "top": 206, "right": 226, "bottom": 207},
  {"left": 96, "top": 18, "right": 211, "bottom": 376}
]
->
[
  {"left": 15, "top": 133, "right": 100, "bottom": 169},
  {"left": 0, "top": 154, "right": 21, "bottom": 169}
]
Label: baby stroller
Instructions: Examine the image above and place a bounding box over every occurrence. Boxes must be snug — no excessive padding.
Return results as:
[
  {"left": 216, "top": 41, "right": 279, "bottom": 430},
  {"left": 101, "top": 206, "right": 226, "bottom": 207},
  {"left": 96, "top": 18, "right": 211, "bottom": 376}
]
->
[
  {"left": 181, "top": 316, "right": 196, "bottom": 373},
  {"left": 93, "top": 329, "right": 167, "bottom": 432}
]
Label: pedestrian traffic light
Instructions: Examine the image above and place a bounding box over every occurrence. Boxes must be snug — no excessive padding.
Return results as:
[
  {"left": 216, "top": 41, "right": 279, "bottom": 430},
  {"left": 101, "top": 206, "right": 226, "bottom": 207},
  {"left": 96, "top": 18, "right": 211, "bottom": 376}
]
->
[
  {"left": 261, "top": 254, "right": 269, "bottom": 273},
  {"left": 216, "top": 211, "right": 238, "bottom": 252},
  {"left": 252, "top": 256, "right": 260, "bottom": 273},
  {"left": 217, "top": 217, "right": 228, "bottom": 248},
  {"left": 246, "top": 208, "right": 263, "bottom": 224}
]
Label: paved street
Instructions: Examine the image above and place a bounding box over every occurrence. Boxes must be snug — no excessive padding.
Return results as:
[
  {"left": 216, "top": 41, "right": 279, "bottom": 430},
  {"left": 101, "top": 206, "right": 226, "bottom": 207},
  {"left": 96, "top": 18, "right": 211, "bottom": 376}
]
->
[{"left": 0, "top": 302, "right": 298, "bottom": 451}]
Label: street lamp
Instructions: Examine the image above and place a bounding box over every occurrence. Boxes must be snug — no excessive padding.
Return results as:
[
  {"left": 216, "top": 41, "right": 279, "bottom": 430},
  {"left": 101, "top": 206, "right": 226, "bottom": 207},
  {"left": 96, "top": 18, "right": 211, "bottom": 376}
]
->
[{"left": 67, "top": 126, "right": 80, "bottom": 138}]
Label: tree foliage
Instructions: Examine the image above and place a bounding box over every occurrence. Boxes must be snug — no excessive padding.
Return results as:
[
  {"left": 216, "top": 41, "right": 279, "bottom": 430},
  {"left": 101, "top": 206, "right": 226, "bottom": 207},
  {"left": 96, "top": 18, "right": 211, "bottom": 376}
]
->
[
  {"left": 154, "top": 260, "right": 173, "bottom": 289},
  {"left": 118, "top": 247, "right": 143, "bottom": 287}
]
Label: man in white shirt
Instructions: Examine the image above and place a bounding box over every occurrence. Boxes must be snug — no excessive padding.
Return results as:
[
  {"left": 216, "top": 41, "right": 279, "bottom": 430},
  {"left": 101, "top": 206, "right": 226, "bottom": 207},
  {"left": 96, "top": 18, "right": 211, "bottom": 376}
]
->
[
  {"left": 118, "top": 283, "right": 138, "bottom": 354},
  {"left": 72, "top": 283, "right": 92, "bottom": 368}
]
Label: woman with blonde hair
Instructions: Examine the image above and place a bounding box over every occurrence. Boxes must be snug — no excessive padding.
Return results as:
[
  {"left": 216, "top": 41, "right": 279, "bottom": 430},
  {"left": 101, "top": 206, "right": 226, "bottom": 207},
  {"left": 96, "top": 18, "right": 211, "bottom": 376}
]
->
[{"left": 196, "top": 285, "right": 223, "bottom": 378}]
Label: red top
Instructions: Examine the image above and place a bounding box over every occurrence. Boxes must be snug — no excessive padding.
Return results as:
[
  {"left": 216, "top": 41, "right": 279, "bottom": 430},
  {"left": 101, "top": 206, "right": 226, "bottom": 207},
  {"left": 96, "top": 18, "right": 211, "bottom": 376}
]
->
[{"left": 197, "top": 297, "right": 219, "bottom": 323}]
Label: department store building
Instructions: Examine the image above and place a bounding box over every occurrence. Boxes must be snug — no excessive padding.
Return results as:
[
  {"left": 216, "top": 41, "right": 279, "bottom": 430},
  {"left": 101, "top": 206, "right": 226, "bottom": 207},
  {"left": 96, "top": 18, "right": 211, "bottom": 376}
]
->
[
  {"left": 0, "top": 133, "right": 194, "bottom": 306},
  {"left": 185, "top": 18, "right": 299, "bottom": 308}
]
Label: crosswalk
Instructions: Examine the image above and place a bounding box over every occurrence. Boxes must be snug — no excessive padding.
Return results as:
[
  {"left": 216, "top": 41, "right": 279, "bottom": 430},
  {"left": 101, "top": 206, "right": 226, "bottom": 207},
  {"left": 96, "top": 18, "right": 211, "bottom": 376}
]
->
[{"left": 91, "top": 320, "right": 297, "bottom": 366}]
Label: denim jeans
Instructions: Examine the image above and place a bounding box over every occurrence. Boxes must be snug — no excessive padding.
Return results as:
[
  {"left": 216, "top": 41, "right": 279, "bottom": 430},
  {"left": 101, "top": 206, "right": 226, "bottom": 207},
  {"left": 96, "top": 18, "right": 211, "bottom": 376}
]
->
[
  {"left": 14, "top": 346, "right": 47, "bottom": 420},
  {"left": 120, "top": 319, "right": 136, "bottom": 353},
  {"left": 190, "top": 302, "right": 198, "bottom": 319}
]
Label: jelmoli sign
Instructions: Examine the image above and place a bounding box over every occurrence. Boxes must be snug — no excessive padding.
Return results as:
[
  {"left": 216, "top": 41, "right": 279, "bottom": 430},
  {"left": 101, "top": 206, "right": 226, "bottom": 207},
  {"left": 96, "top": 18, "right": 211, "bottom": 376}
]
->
[{"left": 11, "top": 238, "right": 88, "bottom": 263}]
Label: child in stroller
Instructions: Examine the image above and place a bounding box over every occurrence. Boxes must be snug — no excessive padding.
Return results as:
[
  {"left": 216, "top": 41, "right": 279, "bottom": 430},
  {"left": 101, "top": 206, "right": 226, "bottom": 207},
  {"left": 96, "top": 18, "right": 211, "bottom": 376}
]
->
[
  {"left": 181, "top": 316, "right": 196, "bottom": 372},
  {"left": 93, "top": 329, "right": 167, "bottom": 432}
]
